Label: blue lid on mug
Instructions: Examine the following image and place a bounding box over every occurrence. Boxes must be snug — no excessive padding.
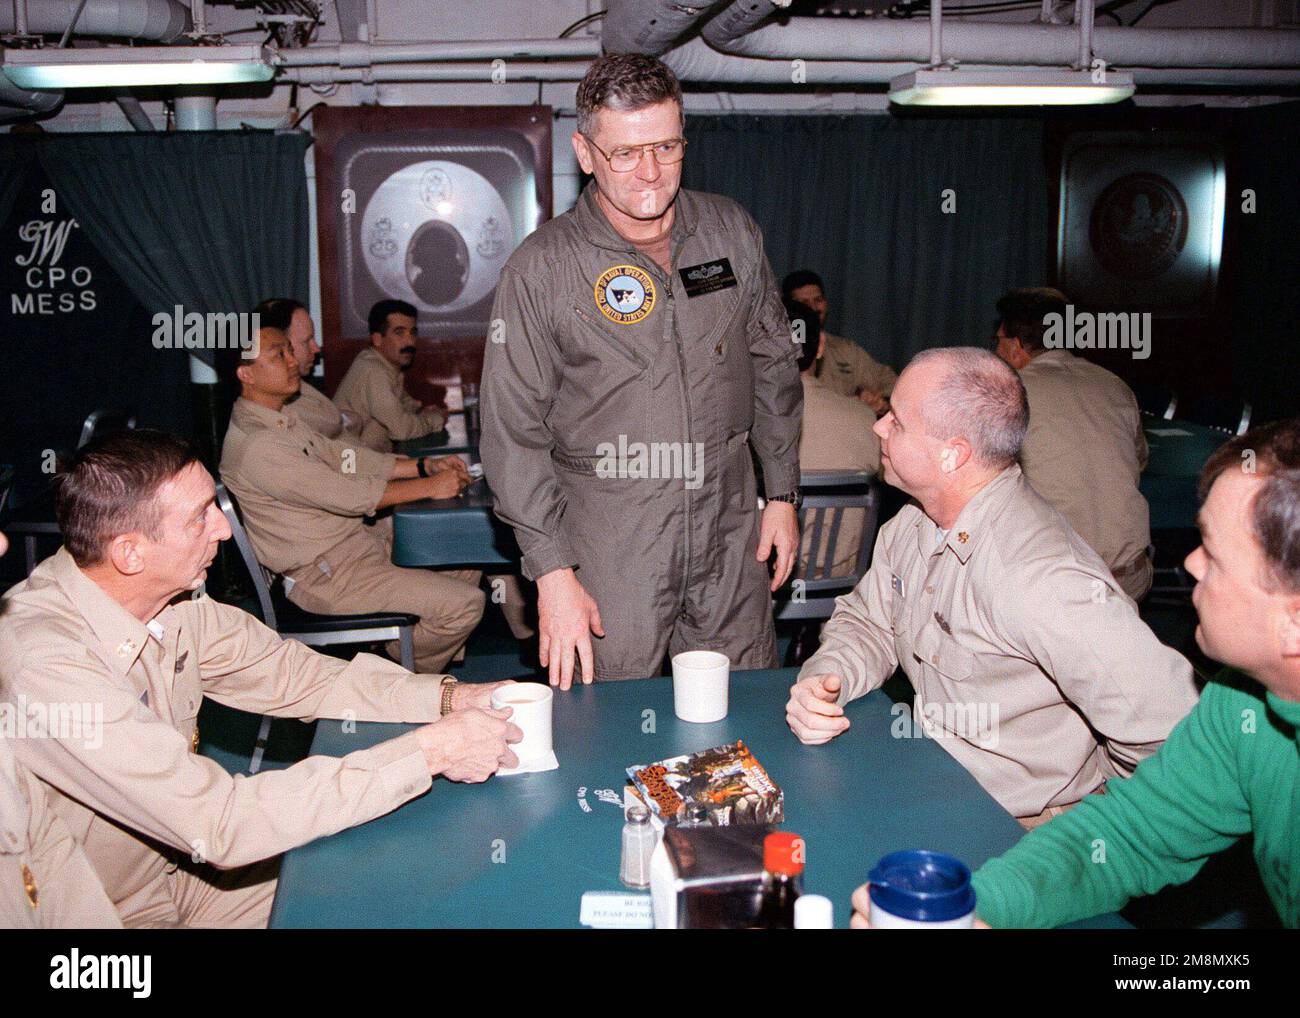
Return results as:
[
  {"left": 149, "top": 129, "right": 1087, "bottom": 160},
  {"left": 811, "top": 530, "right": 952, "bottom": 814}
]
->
[{"left": 868, "top": 849, "right": 976, "bottom": 923}]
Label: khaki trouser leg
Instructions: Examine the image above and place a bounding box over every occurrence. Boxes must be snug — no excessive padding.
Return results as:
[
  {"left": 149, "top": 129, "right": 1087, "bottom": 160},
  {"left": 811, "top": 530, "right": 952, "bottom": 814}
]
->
[
  {"left": 488, "top": 573, "right": 534, "bottom": 640},
  {"left": 289, "top": 531, "right": 486, "bottom": 675},
  {"left": 170, "top": 856, "right": 280, "bottom": 929}
]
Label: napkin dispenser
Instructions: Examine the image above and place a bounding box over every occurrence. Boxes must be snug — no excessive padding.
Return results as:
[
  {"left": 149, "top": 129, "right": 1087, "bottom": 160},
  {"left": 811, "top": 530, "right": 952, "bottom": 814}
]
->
[{"left": 649, "top": 824, "right": 775, "bottom": 929}]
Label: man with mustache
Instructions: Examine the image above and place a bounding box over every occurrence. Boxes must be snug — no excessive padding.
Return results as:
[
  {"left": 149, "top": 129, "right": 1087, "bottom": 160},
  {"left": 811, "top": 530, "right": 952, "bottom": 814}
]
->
[{"left": 334, "top": 299, "right": 448, "bottom": 451}]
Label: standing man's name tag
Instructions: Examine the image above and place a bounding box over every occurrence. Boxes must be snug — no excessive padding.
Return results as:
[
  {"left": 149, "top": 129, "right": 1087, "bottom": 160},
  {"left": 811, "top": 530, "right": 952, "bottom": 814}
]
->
[{"left": 678, "top": 258, "right": 737, "bottom": 298}]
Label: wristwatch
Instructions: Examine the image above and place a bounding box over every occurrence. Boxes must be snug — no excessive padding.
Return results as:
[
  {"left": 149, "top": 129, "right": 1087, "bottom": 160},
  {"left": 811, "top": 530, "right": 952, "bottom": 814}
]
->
[
  {"left": 417, "top": 456, "right": 430, "bottom": 478},
  {"left": 440, "top": 676, "right": 458, "bottom": 716},
  {"left": 768, "top": 489, "right": 803, "bottom": 510}
]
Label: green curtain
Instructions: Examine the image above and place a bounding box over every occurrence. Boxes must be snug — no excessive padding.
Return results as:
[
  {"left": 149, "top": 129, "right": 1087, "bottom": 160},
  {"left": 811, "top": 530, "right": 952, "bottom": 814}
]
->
[
  {"left": 33, "top": 130, "right": 312, "bottom": 363},
  {"left": 683, "top": 114, "right": 1051, "bottom": 368},
  {"left": 1228, "top": 101, "right": 1300, "bottom": 423},
  {"left": 0, "top": 136, "right": 36, "bottom": 229}
]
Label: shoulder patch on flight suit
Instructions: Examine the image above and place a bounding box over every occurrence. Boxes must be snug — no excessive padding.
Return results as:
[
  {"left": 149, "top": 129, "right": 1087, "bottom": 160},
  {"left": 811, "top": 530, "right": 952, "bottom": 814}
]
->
[{"left": 594, "top": 265, "right": 655, "bottom": 325}]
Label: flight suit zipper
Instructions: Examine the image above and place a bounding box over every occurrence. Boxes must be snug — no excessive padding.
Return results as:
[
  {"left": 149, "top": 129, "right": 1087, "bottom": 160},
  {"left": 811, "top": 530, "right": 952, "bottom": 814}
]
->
[{"left": 606, "top": 235, "right": 695, "bottom": 615}]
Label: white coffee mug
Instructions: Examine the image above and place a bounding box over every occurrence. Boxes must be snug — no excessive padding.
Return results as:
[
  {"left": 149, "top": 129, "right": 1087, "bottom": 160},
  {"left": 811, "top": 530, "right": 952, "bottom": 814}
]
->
[
  {"left": 490, "top": 683, "right": 553, "bottom": 763},
  {"left": 670, "top": 650, "right": 730, "bottom": 723}
]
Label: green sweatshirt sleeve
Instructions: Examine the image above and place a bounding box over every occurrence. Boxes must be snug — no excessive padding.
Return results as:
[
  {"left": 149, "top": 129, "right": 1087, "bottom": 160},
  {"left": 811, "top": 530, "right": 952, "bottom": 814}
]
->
[{"left": 971, "top": 679, "right": 1254, "bottom": 928}]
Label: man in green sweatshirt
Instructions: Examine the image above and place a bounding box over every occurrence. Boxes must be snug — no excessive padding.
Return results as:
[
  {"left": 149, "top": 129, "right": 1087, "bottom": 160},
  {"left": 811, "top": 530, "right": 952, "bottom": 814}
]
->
[{"left": 851, "top": 418, "right": 1300, "bottom": 929}]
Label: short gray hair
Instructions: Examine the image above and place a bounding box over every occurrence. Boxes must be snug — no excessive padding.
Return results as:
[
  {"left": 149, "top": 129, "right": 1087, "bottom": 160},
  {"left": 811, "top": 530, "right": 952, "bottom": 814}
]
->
[
  {"left": 910, "top": 346, "right": 1029, "bottom": 467},
  {"left": 575, "top": 53, "right": 683, "bottom": 137}
]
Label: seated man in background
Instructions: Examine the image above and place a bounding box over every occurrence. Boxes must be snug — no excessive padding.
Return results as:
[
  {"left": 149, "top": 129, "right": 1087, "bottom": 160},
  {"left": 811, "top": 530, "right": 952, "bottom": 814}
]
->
[
  {"left": 785, "top": 347, "right": 1198, "bottom": 829},
  {"left": 220, "top": 328, "right": 485, "bottom": 674},
  {"left": 789, "top": 299, "right": 881, "bottom": 578},
  {"left": 254, "top": 297, "right": 370, "bottom": 447},
  {"left": 1, "top": 430, "right": 520, "bottom": 927},
  {"left": 994, "top": 287, "right": 1153, "bottom": 601},
  {"left": 334, "top": 298, "right": 447, "bottom": 450},
  {"left": 854, "top": 419, "right": 1300, "bottom": 929},
  {"left": 782, "top": 269, "right": 896, "bottom": 416},
  {"left": 1, "top": 525, "right": 123, "bottom": 929}
]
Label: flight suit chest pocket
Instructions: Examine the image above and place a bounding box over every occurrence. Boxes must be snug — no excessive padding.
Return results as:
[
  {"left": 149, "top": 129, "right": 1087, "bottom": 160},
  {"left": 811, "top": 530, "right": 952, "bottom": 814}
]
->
[
  {"left": 570, "top": 303, "right": 650, "bottom": 371},
  {"left": 912, "top": 622, "right": 976, "bottom": 684}
]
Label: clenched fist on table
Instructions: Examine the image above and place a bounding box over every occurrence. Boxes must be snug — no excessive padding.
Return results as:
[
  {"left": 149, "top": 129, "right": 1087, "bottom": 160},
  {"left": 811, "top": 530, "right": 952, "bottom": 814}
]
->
[{"left": 785, "top": 673, "right": 851, "bottom": 745}]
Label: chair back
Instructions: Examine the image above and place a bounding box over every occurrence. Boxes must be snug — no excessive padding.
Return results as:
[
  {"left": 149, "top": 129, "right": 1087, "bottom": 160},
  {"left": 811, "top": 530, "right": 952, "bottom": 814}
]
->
[
  {"left": 78, "top": 409, "right": 138, "bottom": 449},
  {"left": 1176, "top": 395, "right": 1252, "bottom": 436},
  {"left": 777, "top": 470, "right": 881, "bottom": 621},
  {"left": 1132, "top": 382, "right": 1177, "bottom": 420},
  {"left": 214, "top": 482, "right": 278, "bottom": 628}
]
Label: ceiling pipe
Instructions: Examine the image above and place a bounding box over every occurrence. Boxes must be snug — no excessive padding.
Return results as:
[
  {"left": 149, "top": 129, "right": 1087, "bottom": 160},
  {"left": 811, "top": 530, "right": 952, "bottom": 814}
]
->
[
  {"left": 929, "top": 0, "right": 942, "bottom": 67},
  {"left": 0, "top": 0, "right": 189, "bottom": 41},
  {"left": 115, "top": 92, "right": 155, "bottom": 130},
  {"left": 0, "top": 70, "right": 62, "bottom": 121},
  {"left": 273, "top": 37, "right": 600, "bottom": 67},
  {"left": 174, "top": 90, "right": 215, "bottom": 130},
  {"left": 701, "top": 0, "right": 791, "bottom": 49},
  {"left": 282, "top": 61, "right": 593, "bottom": 85},
  {"left": 691, "top": 19, "right": 1300, "bottom": 69},
  {"left": 1076, "top": 0, "right": 1093, "bottom": 70},
  {"left": 660, "top": 36, "right": 1300, "bottom": 86},
  {"left": 601, "top": 0, "right": 720, "bottom": 56},
  {"left": 13, "top": 0, "right": 29, "bottom": 36}
]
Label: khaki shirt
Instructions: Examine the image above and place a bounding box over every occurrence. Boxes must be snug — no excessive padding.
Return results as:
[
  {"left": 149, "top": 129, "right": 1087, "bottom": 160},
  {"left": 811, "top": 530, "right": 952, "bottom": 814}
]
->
[
  {"left": 0, "top": 548, "right": 439, "bottom": 920},
  {"left": 799, "top": 373, "right": 882, "bottom": 577},
  {"left": 815, "top": 332, "right": 897, "bottom": 401},
  {"left": 1, "top": 737, "right": 122, "bottom": 927},
  {"left": 220, "top": 397, "right": 398, "bottom": 576},
  {"left": 799, "top": 464, "right": 1197, "bottom": 818},
  {"left": 334, "top": 348, "right": 446, "bottom": 449},
  {"left": 1017, "top": 349, "right": 1151, "bottom": 577},
  {"left": 284, "top": 380, "right": 363, "bottom": 444}
]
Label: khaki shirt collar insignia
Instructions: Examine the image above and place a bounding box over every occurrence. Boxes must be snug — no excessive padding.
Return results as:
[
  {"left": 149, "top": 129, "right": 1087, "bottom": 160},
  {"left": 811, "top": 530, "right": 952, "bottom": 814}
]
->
[{"left": 48, "top": 548, "right": 153, "bottom": 670}]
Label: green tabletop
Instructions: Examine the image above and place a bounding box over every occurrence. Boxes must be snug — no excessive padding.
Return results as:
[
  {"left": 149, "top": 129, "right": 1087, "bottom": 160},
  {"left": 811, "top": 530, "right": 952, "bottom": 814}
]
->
[
  {"left": 394, "top": 411, "right": 474, "bottom": 457},
  {"left": 1141, "top": 420, "right": 1229, "bottom": 531},
  {"left": 268, "top": 668, "right": 1127, "bottom": 928},
  {"left": 391, "top": 478, "right": 516, "bottom": 567}
]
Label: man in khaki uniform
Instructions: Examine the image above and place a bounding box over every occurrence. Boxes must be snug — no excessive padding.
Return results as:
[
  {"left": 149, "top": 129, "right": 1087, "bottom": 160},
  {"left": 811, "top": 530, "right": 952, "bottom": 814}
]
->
[
  {"left": 334, "top": 298, "right": 447, "bottom": 450},
  {"left": 220, "top": 329, "right": 484, "bottom": 673},
  {"left": 783, "top": 269, "right": 896, "bottom": 415},
  {"left": 790, "top": 300, "right": 881, "bottom": 578},
  {"left": 254, "top": 297, "right": 375, "bottom": 447},
  {"left": 994, "top": 288, "right": 1153, "bottom": 601},
  {"left": 785, "top": 347, "right": 1197, "bottom": 828},
  {"left": 1, "top": 430, "right": 521, "bottom": 927},
  {"left": 1, "top": 527, "right": 122, "bottom": 929}
]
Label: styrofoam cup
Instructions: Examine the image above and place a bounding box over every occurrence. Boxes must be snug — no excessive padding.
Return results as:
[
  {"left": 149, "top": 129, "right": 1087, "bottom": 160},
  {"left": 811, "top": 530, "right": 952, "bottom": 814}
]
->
[{"left": 671, "top": 650, "right": 730, "bottom": 723}]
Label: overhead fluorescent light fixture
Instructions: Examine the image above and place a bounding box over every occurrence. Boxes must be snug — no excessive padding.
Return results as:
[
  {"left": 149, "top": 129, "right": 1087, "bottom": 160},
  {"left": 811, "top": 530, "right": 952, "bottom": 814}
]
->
[
  {"left": 889, "top": 68, "right": 1135, "bottom": 107},
  {"left": 2, "top": 46, "right": 274, "bottom": 90}
]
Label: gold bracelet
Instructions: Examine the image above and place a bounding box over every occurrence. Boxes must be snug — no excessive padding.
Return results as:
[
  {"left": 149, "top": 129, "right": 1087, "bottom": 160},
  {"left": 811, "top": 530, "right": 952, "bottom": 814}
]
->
[{"left": 440, "top": 676, "right": 458, "bottom": 717}]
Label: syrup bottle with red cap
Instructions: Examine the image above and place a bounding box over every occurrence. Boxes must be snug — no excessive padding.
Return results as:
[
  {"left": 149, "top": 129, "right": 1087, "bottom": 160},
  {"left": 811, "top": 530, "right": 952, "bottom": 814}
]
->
[{"left": 757, "top": 831, "right": 805, "bottom": 928}]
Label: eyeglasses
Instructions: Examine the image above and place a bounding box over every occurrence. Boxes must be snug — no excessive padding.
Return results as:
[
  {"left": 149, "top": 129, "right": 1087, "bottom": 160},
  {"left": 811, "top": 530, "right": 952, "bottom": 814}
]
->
[{"left": 583, "top": 135, "right": 687, "bottom": 173}]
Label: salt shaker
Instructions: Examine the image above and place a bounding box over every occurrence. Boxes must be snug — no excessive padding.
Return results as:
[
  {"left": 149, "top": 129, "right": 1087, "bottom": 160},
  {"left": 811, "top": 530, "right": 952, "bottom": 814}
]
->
[{"left": 620, "top": 805, "right": 656, "bottom": 889}]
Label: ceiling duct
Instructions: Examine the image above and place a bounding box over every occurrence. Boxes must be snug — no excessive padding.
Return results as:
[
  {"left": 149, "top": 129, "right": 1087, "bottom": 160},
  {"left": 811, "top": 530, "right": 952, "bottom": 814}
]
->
[
  {"left": 0, "top": 0, "right": 190, "bottom": 42},
  {"left": 601, "top": 0, "right": 722, "bottom": 57},
  {"left": 0, "top": 0, "right": 191, "bottom": 121}
]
